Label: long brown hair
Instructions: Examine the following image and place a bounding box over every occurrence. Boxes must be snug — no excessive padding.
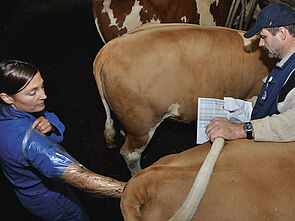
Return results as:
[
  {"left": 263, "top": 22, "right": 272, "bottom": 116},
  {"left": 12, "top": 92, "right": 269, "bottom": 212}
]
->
[{"left": 0, "top": 60, "right": 38, "bottom": 117}]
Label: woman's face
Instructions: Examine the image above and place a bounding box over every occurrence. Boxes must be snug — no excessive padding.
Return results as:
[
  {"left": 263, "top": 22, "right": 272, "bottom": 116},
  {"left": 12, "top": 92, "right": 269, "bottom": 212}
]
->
[{"left": 9, "top": 72, "right": 47, "bottom": 113}]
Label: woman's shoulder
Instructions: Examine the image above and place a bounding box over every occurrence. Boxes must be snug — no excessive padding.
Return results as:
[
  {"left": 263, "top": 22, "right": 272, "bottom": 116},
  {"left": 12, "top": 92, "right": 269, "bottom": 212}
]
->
[
  {"left": 0, "top": 120, "right": 30, "bottom": 164},
  {"left": 0, "top": 117, "right": 32, "bottom": 144}
]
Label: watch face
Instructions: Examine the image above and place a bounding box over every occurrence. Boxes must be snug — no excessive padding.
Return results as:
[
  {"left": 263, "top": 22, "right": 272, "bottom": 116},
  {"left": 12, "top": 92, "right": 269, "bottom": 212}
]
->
[{"left": 244, "top": 123, "right": 253, "bottom": 132}]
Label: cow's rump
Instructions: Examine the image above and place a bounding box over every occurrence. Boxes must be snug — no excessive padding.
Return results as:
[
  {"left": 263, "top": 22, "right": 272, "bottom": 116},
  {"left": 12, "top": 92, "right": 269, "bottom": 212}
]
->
[
  {"left": 93, "top": 23, "right": 275, "bottom": 175},
  {"left": 121, "top": 140, "right": 295, "bottom": 220}
]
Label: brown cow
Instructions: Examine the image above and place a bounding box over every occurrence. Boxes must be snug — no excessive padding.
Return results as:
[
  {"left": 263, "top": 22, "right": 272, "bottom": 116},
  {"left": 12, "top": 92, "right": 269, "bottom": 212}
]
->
[
  {"left": 93, "top": 23, "right": 275, "bottom": 175},
  {"left": 121, "top": 140, "right": 295, "bottom": 220},
  {"left": 92, "top": 0, "right": 233, "bottom": 43}
]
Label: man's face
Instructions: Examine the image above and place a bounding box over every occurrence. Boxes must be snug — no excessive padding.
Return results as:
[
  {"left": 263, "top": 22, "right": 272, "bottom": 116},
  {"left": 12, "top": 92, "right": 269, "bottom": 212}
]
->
[
  {"left": 259, "top": 28, "right": 282, "bottom": 59},
  {"left": 9, "top": 72, "right": 47, "bottom": 113}
]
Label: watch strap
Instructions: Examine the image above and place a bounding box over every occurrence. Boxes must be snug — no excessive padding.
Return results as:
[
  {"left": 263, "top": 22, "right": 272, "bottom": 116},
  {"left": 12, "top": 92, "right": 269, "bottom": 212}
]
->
[{"left": 244, "top": 122, "right": 253, "bottom": 140}]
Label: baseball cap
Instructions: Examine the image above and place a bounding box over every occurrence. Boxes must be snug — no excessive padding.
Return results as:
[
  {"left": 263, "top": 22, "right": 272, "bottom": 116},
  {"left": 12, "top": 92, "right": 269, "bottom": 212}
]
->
[{"left": 244, "top": 2, "right": 295, "bottom": 38}]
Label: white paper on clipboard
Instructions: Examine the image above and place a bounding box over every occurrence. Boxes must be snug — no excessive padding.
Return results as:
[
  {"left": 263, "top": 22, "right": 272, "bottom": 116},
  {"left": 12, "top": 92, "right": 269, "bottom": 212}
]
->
[{"left": 196, "top": 97, "right": 252, "bottom": 144}]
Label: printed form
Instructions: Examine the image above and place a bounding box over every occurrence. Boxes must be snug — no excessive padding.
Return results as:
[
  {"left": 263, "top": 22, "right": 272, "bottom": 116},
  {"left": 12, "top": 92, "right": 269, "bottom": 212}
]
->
[{"left": 197, "top": 97, "right": 253, "bottom": 144}]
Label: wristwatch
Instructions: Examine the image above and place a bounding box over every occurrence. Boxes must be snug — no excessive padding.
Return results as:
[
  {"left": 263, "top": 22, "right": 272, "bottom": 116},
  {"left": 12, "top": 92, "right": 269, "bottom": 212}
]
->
[{"left": 243, "top": 122, "right": 253, "bottom": 139}]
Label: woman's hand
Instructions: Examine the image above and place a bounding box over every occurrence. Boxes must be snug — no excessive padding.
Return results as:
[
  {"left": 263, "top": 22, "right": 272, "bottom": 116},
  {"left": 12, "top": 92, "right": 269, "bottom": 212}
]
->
[{"left": 32, "top": 116, "right": 53, "bottom": 134}]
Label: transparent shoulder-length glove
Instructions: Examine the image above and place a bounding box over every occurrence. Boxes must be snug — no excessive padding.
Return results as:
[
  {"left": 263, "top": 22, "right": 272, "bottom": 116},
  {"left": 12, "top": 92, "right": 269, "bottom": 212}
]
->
[{"left": 22, "top": 127, "right": 126, "bottom": 198}]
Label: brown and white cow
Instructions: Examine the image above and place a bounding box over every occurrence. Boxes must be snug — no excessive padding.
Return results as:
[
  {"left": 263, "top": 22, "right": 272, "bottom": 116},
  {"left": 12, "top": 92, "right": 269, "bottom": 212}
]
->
[
  {"left": 92, "top": 0, "right": 234, "bottom": 43},
  {"left": 93, "top": 23, "right": 275, "bottom": 175},
  {"left": 92, "top": 0, "right": 295, "bottom": 44},
  {"left": 121, "top": 140, "right": 295, "bottom": 220}
]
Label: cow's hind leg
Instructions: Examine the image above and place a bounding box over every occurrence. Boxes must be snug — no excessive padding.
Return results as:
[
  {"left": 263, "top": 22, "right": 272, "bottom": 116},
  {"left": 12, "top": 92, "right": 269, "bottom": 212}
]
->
[
  {"left": 121, "top": 105, "right": 181, "bottom": 175},
  {"left": 120, "top": 133, "right": 149, "bottom": 176},
  {"left": 121, "top": 121, "right": 161, "bottom": 176}
]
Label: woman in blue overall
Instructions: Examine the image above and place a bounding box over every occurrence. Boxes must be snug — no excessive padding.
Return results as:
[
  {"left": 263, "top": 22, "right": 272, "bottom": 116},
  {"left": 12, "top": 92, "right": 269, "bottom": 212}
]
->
[{"left": 0, "top": 60, "right": 126, "bottom": 220}]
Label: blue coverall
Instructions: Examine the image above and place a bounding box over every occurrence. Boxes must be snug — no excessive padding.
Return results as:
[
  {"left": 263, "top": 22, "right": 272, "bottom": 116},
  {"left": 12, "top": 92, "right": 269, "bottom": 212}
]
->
[{"left": 0, "top": 107, "right": 89, "bottom": 221}]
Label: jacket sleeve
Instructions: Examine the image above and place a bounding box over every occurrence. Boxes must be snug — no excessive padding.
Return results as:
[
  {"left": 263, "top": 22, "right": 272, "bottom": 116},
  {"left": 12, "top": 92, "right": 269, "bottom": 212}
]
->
[
  {"left": 22, "top": 128, "right": 74, "bottom": 179},
  {"left": 43, "top": 111, "right": 65, "bottom": 143},
  {"left": 251, "top": 107, "right": 295, "bottom": 142}
]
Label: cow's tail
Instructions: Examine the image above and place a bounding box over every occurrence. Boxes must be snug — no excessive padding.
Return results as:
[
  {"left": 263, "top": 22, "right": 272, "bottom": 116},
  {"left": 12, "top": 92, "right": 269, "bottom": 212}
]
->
[
  {"left": 93, "top": 47, "right": 116, "bottom": 148},
  {"left": 169, "top": 138, "right": 225, "bottom": 221},
  {"left": 92, "top": 0, "right": 106, "bottom": 44}
]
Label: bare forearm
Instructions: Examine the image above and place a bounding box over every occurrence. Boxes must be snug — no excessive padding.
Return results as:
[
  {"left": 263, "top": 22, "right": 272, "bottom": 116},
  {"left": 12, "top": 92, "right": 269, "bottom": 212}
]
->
[{"left": 61, "top": 162, "right": 126, "bottom": 198}]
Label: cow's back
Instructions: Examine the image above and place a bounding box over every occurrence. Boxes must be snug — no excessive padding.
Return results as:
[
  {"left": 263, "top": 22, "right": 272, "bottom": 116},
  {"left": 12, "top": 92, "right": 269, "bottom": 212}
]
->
[{"left": 121, "top": 140, "right": 295, "bottom": 220}]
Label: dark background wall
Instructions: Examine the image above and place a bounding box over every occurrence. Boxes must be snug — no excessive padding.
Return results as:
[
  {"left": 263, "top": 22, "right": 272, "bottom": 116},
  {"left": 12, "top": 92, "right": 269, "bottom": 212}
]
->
[{"left": 0, "top": 1, "right": 196, "bottom": 220}]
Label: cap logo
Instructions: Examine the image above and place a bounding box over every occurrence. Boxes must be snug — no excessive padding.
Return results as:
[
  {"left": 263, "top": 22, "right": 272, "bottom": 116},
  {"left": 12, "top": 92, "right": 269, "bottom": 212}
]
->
[{"left": 269, "top": 21, "right": 272, "bottom": 26}]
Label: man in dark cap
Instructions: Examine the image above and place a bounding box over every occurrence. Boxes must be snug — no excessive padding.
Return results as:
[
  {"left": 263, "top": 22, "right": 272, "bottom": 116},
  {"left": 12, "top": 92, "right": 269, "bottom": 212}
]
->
[{"left": 206, "top": 2, "right": 295, "bottom": 142}]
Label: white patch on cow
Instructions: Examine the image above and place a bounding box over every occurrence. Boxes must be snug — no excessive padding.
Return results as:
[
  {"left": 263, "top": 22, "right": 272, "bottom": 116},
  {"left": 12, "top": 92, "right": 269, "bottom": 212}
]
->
[
  {"left": 181, "top": 16, "right": 188, "bottom": 22},
  {"left": 122, "top": 0, "right": 144, "bottom": 32},
  {"left": 148, "top": 18, "right": 161, "bottom": 23},
  {"left": 94, "top": 17, "right": 106, "bottom": 44},
  {"left": 165, "top": 103, "right": 180, "bottom": 119},
  {"left": 102, "top": 0, "right": 161, "bottom": 35},
  {"left": 122, "top": 144, "right": 146, "bottom": 176},
  {"left": 236, "top": 30, "right": 259, "bottom": 52},
  {"left": 147, "top": 103, "right": 180, "bottom": 144},
  {"left": 102, "top": 0, "right": 118, "bottom": 27},
  {"left": 195, "top": 0, "right": 219, "bottom": 26},
  {"left": 102, "top": 0, "right": 144, "bottom": 33}
]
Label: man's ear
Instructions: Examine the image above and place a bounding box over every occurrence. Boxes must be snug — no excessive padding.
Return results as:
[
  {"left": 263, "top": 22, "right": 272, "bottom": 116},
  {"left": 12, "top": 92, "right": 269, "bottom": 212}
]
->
[
  {"left": 0, "top": 93, "right": 14, "bottom": 105},
  {"left": 278, "top": 27, "right": 288, "bottom": 41}
]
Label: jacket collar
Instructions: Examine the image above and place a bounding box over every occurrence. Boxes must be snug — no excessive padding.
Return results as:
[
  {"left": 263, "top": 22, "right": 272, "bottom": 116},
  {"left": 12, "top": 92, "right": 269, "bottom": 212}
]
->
[
  {"left": 0, "top": 106, "right": 34, "bottom": 121},
  {"left": 276, "top": 49, "right": 295, "bottom": 69}
]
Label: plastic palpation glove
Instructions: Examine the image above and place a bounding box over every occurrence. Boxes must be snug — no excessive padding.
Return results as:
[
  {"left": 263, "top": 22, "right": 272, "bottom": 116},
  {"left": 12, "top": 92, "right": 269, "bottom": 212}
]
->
[
  {"left": 22, "top": 127, "right": 126, "bottom": 198},
  {"left": 22, "top": 127, "right": 83, "bottom": 179}
]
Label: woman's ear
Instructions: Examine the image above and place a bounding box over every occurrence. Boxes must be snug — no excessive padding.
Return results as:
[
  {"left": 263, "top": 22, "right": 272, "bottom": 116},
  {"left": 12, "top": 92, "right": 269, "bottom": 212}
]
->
[{"left": 0, "top": 93, "right": 14, "bottom": 105}]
